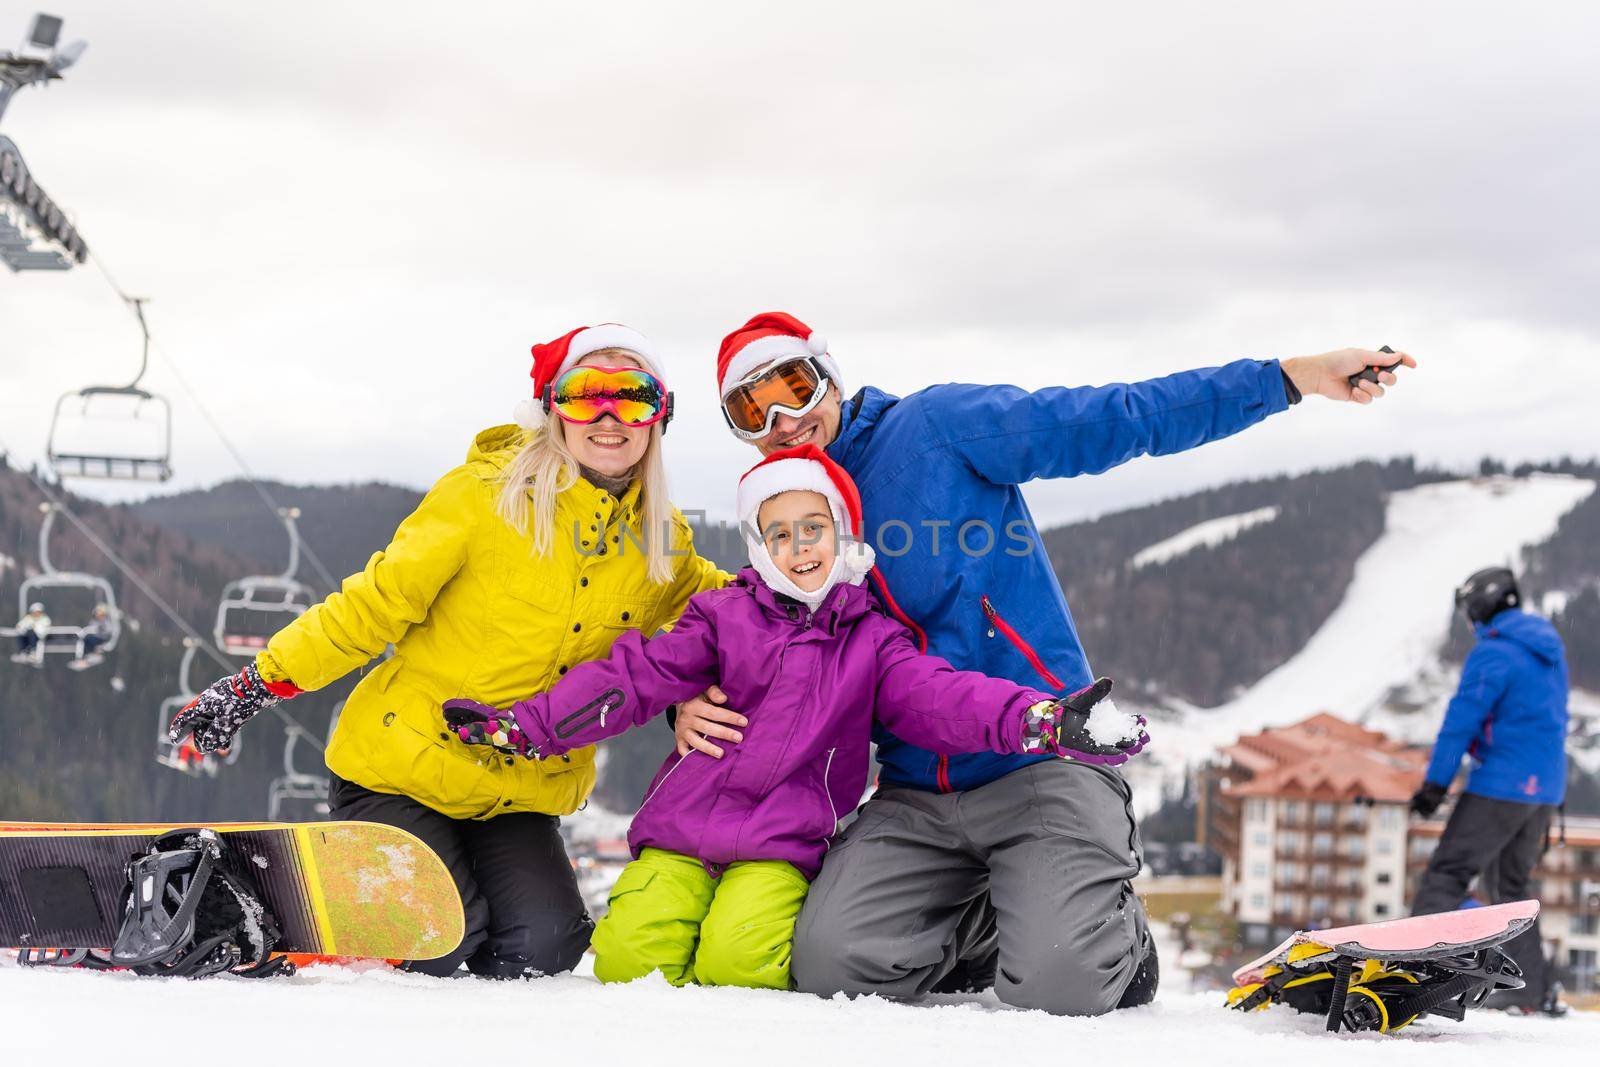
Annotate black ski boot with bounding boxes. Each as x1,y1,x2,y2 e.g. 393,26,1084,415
110,828,293,978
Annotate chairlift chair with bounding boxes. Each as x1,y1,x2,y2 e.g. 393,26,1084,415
214,507,316,657
45,298,174,483
265,705,336,821
13,503,120,667
154,639,241,777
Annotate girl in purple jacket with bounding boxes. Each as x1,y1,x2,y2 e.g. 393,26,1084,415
444,445,1147,990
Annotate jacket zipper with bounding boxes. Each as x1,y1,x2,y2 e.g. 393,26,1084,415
980,594,1065,690
554,688,625,738
821,747,840,836
638,751,689,812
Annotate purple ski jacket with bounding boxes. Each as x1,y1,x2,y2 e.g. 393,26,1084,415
502,568,1052,879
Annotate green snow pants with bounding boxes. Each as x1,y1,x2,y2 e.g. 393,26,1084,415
591,848,810,989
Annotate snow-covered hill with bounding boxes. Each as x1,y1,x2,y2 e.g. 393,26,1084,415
1128,474,1595,806
3,952,1593,1065
1129,506,1281,570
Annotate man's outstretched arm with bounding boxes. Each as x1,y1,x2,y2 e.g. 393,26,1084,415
925,347,1414,486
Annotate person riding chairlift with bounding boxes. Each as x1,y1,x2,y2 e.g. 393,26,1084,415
11,602,50,665
68,603,113,670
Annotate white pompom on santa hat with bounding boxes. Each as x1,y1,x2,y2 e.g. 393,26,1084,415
716,311,842,399
514,323,667,431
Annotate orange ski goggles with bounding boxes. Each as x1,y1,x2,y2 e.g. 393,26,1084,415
544,366,673,429
721,357,830,441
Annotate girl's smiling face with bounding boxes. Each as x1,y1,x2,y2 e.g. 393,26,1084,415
757,489,837,592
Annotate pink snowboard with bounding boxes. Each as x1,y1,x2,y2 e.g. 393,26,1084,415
1232,899,1539,986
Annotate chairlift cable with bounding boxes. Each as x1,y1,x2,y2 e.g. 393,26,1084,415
0,434,324,748
86,252,342,595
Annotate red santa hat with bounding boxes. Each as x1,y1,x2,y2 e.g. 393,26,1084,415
735,445,925,648
514,323,666,431
716,311,842,399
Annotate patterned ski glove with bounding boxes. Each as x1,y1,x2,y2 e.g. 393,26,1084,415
167,663,301,754
1021,677,1150,766
443,699,537,758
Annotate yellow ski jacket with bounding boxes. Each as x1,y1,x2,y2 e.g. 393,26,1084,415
256,426,729,819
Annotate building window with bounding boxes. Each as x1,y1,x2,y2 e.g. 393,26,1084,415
1312,833,1333,857
1281,801,1303,822
1375,837,1394,856
1378,806,1402,830
1409,836,1436,860
1312,802,1335,826
1252,830,1268,847
1250,893,1266,910
1251,862,1268,879
1343,837,1366,859
1572,913,1599,937
1246,799,1267,822
1343,804,1367,827
1276,831,1302,853
1374,903,1390,917
1376,871,1392,885
1273,893,1295,916
1309,896,1330,917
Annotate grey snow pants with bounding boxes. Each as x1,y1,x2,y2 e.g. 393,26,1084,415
791,759,1153,1015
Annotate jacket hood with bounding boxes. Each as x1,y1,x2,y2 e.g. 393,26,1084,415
734,565,875,631
465,424,532,472
1478,608,1564,665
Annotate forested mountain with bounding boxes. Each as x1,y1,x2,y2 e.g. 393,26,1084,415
3,455,1596,827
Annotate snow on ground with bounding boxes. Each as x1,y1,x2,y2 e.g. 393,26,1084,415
1128,506,1281,571
1128,475,1594,804
1,953,1594,1065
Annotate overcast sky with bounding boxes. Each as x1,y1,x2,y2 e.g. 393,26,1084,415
2,2,1596,528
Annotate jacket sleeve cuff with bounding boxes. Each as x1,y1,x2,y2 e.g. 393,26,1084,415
1278,364,1302,405
254,651,303,697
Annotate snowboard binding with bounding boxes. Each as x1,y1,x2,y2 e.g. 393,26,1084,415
20,828,294,978
1225,901,1537,1034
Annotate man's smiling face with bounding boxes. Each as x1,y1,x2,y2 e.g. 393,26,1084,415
753,380,844,456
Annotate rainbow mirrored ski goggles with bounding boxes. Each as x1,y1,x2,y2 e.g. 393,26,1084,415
544,366,673,429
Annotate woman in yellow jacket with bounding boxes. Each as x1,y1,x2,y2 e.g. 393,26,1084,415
169,324,727,978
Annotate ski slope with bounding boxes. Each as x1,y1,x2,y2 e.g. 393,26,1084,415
1129,506,1281,570
1,953,1593,1065
1143,475,1593,773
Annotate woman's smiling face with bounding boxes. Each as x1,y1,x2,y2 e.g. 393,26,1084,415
560,349,654,478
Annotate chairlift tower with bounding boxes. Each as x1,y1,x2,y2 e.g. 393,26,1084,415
0,12,89,271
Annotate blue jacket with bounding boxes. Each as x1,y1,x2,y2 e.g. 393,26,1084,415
1425,609,1569,805
826,359,1292,792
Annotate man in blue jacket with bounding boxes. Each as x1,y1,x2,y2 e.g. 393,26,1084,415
1411,567,1569,1014
677,311,1414,1015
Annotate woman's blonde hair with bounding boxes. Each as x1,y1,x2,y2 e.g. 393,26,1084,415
495,349,677,584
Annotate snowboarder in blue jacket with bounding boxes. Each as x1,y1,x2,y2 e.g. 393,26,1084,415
678,311,1416,1015
1412,566,1569,1014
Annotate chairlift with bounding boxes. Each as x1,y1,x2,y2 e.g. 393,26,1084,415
266,703,338,821
11,502,120,668
45,298,174,482
214,507,316,657
154,638,242,777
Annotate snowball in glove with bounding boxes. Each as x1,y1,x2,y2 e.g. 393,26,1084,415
1021,677,1150,766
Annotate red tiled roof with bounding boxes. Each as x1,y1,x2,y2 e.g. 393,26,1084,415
1220,712,1429,803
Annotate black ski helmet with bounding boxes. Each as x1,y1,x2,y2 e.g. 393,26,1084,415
1455,566,1520,625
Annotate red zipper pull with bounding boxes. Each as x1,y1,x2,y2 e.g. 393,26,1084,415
981,595,997,637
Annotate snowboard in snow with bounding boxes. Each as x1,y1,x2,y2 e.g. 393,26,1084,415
0,821,463,965
1226,899,1537,1033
